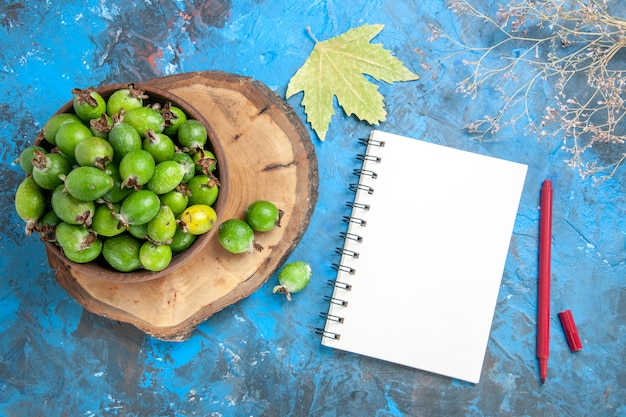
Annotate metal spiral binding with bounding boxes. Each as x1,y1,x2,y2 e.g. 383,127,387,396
331,263,356,275
348,183,374,194
323,294,349,307
334,247,359,259
319,312,344,323
327,279,352,291
315,328,341,340
353,168,378,179
318,137,384,342
346,201,370,211
357,137,386,147
342,215,366,227
339,231,362,243
356,153,382,163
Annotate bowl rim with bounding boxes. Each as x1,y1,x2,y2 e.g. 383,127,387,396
37,82,228,282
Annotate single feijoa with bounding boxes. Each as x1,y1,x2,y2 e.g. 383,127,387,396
74,136,114,168
18,145,46,175
62,238,103,264
139,241,172,272
55,222,98,252
15,176,46,234
147,205,177,243
50,185,95,227
146,160,185,195
118,189,160,226
178,119,207,151
64,166,115,201
31,150,72,191
91,203,126,237
123,106,165,136
186,174,219,206
42,113,82,145
72,87,107,122
106,85,146,117
272,261,312,301
180,204,217,235
108,122,142,161
119,149,156,190
245,200,280,232
102,234,142,272
217,218,254,254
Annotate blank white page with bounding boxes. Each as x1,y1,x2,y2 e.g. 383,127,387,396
321,130,527,384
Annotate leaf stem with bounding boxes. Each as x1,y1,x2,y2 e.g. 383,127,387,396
306,26,319,44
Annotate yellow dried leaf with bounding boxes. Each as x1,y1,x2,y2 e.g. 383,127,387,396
286,24,419,141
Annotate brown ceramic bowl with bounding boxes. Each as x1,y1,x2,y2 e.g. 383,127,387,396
34,83,227,282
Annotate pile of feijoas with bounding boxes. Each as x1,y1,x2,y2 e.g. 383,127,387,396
14,84,220,272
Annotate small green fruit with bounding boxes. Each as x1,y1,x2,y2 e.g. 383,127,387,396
217,219,255,254
245,200,281,232
15,176,46,234
273,261,312,301
64,166,115,201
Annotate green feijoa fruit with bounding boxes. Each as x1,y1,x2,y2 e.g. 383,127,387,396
119,149,156,190
55,222,98,252
245,200,281,232
146,161,184,195
178,119,207,151
273,261,312,301
170,224,196,253
128,223,148,240
147,205,177,243
162,104,187,136
108,122,142,161
123,106,165,136
92,203,125,237
102,233,142,272
118,189,160,226
63,238,102,264
72,87,107,122
101,162,133,204
42,113,82,145
37,210,62,242
64,166,115,202
187,174,219,206
159,188,189,217
55,121,92,162
75,136,114,168
143,130,175,163
128,222,148,239
192,149,217,175
51,185,95,226
217,219,254,254
172,151,195,183
38,210,62,229
31,150,72,191
15,176,46,234
89,114,113,138
18,145,46,175
106,85,146,117
139,241,172,272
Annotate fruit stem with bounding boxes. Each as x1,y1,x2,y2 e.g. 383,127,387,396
71,87,98,107
272,285,292,301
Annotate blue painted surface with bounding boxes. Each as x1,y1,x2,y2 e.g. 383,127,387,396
1,1,624,416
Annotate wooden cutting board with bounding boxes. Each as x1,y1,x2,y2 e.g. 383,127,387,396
50,71,319,341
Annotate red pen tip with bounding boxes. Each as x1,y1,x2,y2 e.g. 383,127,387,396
541,378,546,384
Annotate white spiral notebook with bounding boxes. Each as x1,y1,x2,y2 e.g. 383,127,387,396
318,130,528,383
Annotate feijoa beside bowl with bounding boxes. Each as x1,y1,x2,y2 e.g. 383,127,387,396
31,83,227,282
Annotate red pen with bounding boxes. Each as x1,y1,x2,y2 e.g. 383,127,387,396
537,180,553,384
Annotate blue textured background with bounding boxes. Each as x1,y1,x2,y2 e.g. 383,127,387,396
1,1,624,416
